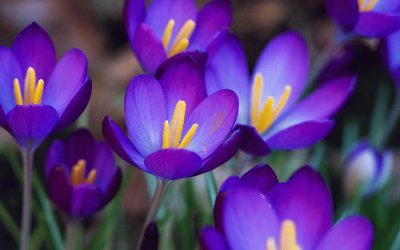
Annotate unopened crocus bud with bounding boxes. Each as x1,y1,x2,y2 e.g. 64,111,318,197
343,141,392,199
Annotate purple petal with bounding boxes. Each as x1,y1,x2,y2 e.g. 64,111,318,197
70,184,103,218
241,164,278,196
102,116,146,170
0,46,23,113
101,167,122,206
144,0,197,39
43,49,88,116
267,166,333,249
92,142,118,188
324,0,359,31
159,54,207,118
7,105,59,149
140,222,159,250
206,34,249,124
374,0,400,12
354,11,400,37
125,75,166,156
124,0,146,42
266,120,335,150
316,216,374,250
193,130,241,175
47,166,71,215
184,90,238,159
236,125,270,156
189,0,232,50
221,188,279,250
200,227,227,250
45,140,63,177
55,78,91,130
132,24,167,74
253,32,309,109
11,22,56,81
381,30,400,88
144,148,202,180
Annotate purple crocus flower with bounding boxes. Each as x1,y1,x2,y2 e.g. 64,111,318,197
124,0,232,73
324,0,400,37
207,32,355,156
0,22,91,149
45,129,122,219
343,141,392,199
103,55,240,180
380,29,400,89
200,165,374,250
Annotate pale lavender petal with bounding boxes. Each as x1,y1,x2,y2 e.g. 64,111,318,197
0,46,22,113
374,0,400,12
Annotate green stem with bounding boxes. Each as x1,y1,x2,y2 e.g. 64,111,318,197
378,92,400,148
204,172,218,208
64,219,79,250
136,178,169,250
20,147,34,250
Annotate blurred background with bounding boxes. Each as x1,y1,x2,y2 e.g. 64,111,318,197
0,0,399,249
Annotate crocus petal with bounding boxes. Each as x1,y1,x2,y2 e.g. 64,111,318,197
253,32,309,109
125,75,166,156
315,216,374,250
374,0,400,12
102,168,122,205
267,166,333,250
184,90,238,159
241,164,278,196
45,140,63,177
189,0,232,50
11,22,56,80
124,0,146,42
236,125,271,156
70,184,103,218
0,46,23,114
92,143,118,187
200,227,228,250
206,34,249,124
221,188,279,250
55,78,91,130
102,116,146,170
43,49,88,116
324,0,359,31
144,148,202,180
193,130,241,175
381,30,400,87
159,55,207,118
266,120,335,150
354,11,400,37
47,166,71,215
140,222,159,250
267,75,355,136
7,105,59,149
144,0,197,39
132,24,167,74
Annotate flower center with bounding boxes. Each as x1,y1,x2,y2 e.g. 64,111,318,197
13,67,44,106
266,220,302,250
358,0,379,11
250,73,292,134
162,100,198,149
70,159,97,187
162,19,196,58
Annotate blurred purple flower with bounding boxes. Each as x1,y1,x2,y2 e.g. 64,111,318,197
124,0,232,73
45,129,122,219
103,55,240,180
344,141,392,199
0,22,91,149
324,0,400,37
200,165,374,250
380,30,400,89
207,32,355,156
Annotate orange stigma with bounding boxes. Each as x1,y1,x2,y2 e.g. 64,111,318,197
70,159,97,186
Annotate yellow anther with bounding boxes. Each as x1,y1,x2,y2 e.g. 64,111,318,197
358,0,378,11
178,124,198,148
266,238,277,250
162,100,198,149
168,38,189,57
257,97,275,133
162,19,175,49
170,20,195,50
86,169,97,185
70,159,97,187
13,79,23,105
250,73,263,126
24,67,36,104
33,79,44,104
266,220,302,250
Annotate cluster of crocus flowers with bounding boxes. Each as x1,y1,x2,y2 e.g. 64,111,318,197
0,22,91,149
103,55,240,180
45,129,122,218
200,164,374,250
324,0,400,37
343,141,392,199
124,0,232,73
206,32,355,156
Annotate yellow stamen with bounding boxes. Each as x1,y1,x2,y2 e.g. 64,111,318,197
266,238,277,250
162,19,175,49
71,160,86,186
24,67,36,104
33,79,44,104
257,97,275,133
170,20,195,51
162,120,170,149
266,220,302,250
168,38,190,57
13,79,23,105
250,73,263,126
86,169,97,185
358,0,379,11
178,124,198,148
